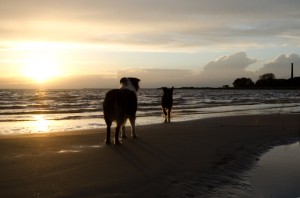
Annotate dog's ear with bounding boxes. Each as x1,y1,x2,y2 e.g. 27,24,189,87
132,78,140,90
133,78,140,84
129,78,140,83
120,77,127,84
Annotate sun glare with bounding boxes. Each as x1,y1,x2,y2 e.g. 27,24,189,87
34,115,49,132
23,55,61,83
21,42,63,83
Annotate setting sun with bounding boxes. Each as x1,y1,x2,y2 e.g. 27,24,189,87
22,47,62,83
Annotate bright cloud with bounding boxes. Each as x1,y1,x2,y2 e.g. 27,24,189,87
118,69,197,88
257,54,300,79
198,52,257,86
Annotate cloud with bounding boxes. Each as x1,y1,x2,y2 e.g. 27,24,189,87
203,52,257,71
257,54,300,78
199,52,257,86
1,0,300,51
117,52,258,88
46,70,200,89
0,77,35,89
3,0,299,20
0,75,119,89
2,52,299,89
117,69,198,88
41,75,121,89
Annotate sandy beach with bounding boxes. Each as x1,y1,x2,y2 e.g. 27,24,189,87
1,114,299,198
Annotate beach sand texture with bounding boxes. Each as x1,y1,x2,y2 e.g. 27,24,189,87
1,114,299,197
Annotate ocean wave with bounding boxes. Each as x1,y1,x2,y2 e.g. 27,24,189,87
0,89,300,124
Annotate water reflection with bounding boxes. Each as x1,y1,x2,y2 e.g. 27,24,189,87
33,115,49,132
250,141,300,197
35,89,47,98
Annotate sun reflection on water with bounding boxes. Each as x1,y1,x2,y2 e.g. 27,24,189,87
34,115,49,132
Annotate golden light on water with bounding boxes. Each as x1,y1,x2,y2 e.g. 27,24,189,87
34,115,50,132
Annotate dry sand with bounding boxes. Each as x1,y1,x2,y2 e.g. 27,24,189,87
0,114,299,198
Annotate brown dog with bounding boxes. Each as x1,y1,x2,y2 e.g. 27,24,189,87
103,77,140,144
162,87,174,122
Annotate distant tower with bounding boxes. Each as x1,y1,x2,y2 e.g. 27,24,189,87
291,63,294,79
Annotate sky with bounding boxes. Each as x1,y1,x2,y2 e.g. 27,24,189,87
0,0,300,88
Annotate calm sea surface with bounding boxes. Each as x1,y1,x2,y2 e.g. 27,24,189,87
1,89,300,135
250,141,300,198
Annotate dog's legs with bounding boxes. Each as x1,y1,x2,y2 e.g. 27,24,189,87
167,108,171,122
162,107,167,117
105,120,112,144
115,123,122,145
121,125,127,138
163,107,168,123
129,117,137,138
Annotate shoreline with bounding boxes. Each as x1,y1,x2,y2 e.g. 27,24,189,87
1,114,299,197
1,103,299,136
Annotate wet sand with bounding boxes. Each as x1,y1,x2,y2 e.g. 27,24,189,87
0,114,299,197
250,142,300,197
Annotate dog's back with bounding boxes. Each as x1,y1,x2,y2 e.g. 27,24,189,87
103,77,140,144
103,89,137,123
162,87,174,109
162,87,174,122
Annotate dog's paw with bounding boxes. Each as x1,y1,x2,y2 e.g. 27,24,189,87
121,134,127,139
132,135,138,139
105,140,112,144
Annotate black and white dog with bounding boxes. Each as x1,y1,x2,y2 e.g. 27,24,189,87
103,77,140,144
162,87,174,123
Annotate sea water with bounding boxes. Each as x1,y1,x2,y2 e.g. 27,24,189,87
0,89,300,135
250,141,300,198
